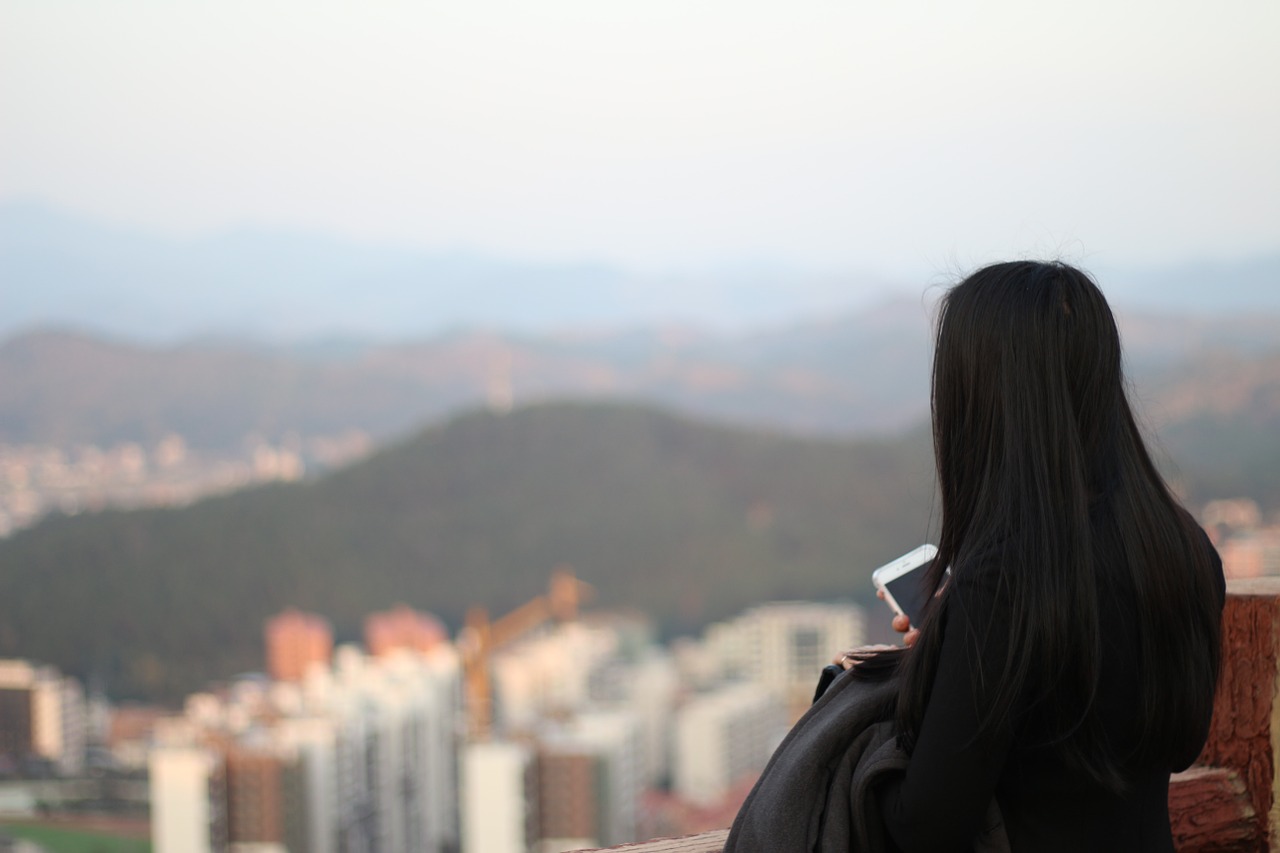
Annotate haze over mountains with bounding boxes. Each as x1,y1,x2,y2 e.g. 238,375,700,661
2,202,910,341
3,299,1278,454
4,202,1276,449
5,201,1280,343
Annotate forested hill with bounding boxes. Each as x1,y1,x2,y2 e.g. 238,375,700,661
0,402,937,702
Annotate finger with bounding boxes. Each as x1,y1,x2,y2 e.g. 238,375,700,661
903,628,921,648
876,589,886,600
891,614,911,633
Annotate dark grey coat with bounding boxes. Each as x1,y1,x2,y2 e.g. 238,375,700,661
724,667,1009,853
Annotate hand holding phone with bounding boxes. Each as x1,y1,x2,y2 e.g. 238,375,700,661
871,544,938,628
877,591,920,647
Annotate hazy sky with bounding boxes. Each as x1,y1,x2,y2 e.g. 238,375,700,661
2,0,1278,278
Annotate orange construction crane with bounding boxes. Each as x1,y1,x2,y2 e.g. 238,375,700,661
459,565,593,740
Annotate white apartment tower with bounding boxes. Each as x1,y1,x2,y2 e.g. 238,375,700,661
462,740,536,853
673,681,785,806
535,709,644,850
150,744,226,853
705,602,864,707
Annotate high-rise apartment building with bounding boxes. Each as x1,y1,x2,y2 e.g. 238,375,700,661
225,745,309,851
588,651,678,790
673,682,785,806
490,621,621,732
536,750,598,845
704,602,864,710
462,740,537,853
0,682,33,765
149,743,228,853
0,659,86,775
319,644,461,853
273,717,338,853
535,710,643,851
265,609,333,682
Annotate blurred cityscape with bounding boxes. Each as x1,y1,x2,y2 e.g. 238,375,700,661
0,433,372,538
1,577,864,852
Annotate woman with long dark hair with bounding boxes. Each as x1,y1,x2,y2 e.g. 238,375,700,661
875,261,1225,850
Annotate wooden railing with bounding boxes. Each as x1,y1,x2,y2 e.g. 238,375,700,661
576,831,729,852
1170,576,1280,851
581,578,1280,853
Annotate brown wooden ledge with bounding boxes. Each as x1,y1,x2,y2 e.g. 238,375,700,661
1169,766,1256,851
1171,576,1280,852
573,829,729,852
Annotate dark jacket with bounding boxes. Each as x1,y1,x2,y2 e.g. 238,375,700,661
725,665,1009,853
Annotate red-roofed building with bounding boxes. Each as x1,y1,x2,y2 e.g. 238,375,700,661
364,605,448,657
264,609,332,682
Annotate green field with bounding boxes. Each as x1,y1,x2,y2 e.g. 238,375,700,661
0,823,150,853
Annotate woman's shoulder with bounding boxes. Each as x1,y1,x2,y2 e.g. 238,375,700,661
1173,505,1226,608
950,541,1017,591
943,543,1018,625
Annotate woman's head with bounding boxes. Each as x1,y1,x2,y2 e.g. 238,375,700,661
931,262,1128,553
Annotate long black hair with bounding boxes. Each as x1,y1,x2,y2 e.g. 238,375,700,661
895,261,1222,789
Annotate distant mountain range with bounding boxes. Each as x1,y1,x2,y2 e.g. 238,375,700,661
0,308,932,448
2,299,1278,452
3,201,1279,342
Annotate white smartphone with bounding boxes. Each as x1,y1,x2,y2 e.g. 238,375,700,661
871,544,939,626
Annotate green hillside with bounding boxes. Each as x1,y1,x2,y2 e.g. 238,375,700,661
1144,350,1280,509
0,402,937,702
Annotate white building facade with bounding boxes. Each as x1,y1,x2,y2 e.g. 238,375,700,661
461,740,535,853
673,682,786,806
705,602,864,706
0,659,87,776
